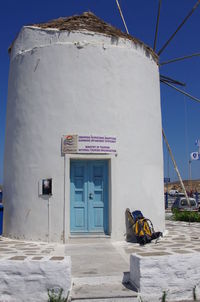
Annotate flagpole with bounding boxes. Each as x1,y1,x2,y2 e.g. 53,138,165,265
189,159,192,182
162,129,190,205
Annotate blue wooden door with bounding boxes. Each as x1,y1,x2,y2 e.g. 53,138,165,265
70,160,108,234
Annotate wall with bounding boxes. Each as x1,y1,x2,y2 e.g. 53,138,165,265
130,253,200,301
4,26,164,242
0,256,71,302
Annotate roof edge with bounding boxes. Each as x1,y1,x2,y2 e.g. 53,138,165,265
8,12,158,62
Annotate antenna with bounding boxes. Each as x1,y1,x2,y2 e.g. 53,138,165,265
153,0,162,51
158,0,200,56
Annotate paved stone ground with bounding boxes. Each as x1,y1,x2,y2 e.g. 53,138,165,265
0,218,199,260
0,236,65,260
0,217,200,301
114,218,200,258
67,218,200,301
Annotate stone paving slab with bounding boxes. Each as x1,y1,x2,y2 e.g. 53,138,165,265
1,218,200,261
65,241,129,277
114,219,200,258
0,236,65,260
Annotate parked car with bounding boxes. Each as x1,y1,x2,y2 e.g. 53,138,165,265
171,197,199,212
169,189,179,196
177,192,185,197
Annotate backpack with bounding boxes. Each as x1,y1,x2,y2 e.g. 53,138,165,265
125,209,145,242
125,208,162,245
132,210,144,222
125,209,137,242
133,218,154,245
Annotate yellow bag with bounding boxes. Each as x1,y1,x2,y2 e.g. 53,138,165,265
133,218,154,245
134,218,152,237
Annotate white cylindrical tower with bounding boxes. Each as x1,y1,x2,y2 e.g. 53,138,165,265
4,12,164,242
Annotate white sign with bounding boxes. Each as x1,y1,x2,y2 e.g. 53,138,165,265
62,135,117,154
190,152,199,161
195,139,200,147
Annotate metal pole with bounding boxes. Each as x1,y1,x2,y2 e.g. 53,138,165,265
48,197,50,243
189,160,192,193
63,155,66,244
189,160,192,181
167,147,170,182
165,147,170,209
162,129,190,206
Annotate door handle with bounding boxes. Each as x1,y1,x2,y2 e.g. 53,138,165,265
89,193,93,200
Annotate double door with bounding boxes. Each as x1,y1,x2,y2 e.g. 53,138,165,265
70,160,108,234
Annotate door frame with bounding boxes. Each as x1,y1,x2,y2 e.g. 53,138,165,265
70,160,108,234
64,154,116,241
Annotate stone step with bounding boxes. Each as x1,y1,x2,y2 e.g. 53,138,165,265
72,298,138,302
70,275,138,301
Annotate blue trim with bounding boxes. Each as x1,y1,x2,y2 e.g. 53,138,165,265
0,204,3,235
70,160,109,234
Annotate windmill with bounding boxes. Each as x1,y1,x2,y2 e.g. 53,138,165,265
115,0,200,203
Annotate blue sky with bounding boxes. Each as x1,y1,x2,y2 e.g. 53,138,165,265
0,0,200,184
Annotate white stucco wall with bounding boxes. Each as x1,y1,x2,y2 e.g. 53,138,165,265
4,26,164,242
0,256,71,302
130,253,200,301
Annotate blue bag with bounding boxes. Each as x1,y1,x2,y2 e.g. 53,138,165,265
132,210,144,222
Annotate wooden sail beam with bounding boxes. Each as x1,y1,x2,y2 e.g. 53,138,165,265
160,75,186,86
158,0,200,56
160,52,200,66
160,80,200,104
115,0,129,34
153,0,162,51
162,129,190,206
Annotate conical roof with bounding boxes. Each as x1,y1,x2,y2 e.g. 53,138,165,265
32,12,137,41
9,12,157,61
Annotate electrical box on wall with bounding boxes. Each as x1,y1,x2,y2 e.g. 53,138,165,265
39,178,52,196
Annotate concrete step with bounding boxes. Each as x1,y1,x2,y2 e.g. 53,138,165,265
70,275,138,301
72,298,138,302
